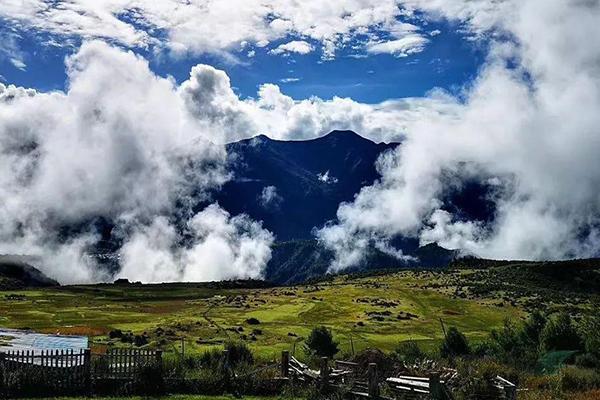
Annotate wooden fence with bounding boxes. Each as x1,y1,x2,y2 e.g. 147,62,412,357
282,351,517,400
0,349,91,395
0,348,161,397
93,348,162,380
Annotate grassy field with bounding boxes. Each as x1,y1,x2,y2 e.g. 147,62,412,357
0,271,522,360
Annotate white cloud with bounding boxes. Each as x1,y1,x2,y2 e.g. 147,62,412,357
0,1,434,59
259,186,283,208
317,171,339,184
270,40,314,55
118,205,274,283
367,34,429,57
0,41,284,284
319,0,600,269
0,31,27,70
280,77,301,83
175,62,458,144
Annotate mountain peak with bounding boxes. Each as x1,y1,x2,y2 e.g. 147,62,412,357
240,130,374,145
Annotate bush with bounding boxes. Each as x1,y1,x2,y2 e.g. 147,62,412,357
454,358,520,399
134,334,148,347
197,341,254,369
353,348,394,377
305,326,339,358
440,327,471,358
579,316,600,357
541,313,583,352
522,310,547,345
224,340,254,366
135,362,165,395
560,366,600,391
488,318,539,367
394,340,425,363
109,329,123,339
575,353,600,369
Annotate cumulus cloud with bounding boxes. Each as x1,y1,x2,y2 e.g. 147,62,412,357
270,40,314,56
0,41,280,284
177,71,457,144
118,205,274,283
319,0,600,269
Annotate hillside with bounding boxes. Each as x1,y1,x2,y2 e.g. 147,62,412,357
2,260,597,358
0,255,59,289
265,240,458,284
0,270,522,358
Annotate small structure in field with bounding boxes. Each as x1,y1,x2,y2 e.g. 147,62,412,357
0,328,88,366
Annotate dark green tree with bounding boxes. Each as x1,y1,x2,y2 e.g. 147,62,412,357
440,327,471,358
540,312,583,351
305,326,339,358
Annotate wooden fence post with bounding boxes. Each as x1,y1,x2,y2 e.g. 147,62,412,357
319,357,329,393
0,352,5,396
83,349,92,394
281,350,290,378
368,363,379,398
429,373,444,400
505,385,517,400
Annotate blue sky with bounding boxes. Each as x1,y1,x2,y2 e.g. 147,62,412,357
0,14,485,104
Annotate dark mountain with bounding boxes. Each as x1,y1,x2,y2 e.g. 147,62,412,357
0,255,59,289
215,130,397,240
265,239,459,284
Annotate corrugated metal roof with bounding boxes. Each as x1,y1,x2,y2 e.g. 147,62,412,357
0,328,88,354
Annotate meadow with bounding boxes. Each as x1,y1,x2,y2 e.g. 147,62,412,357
0,271,522,360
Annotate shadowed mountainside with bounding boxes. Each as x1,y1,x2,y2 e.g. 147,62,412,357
214,130,398,241
0,255,59,289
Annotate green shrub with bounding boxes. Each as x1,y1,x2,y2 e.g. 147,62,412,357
575,353,600,369
224,340,254,366
560,366,600,391
305,326,339,358
135,362,164,395
196,341,254,369
488,318,539,367
440,327,471,358
579,316,600,357
522,310,547,345
353,348,394,377
453,358,519,400
394,340,425,363
540,313,583,351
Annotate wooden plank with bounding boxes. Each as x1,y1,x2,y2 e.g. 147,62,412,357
387,377,430,389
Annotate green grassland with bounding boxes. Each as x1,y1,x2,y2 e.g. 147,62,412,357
0,271,524,360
